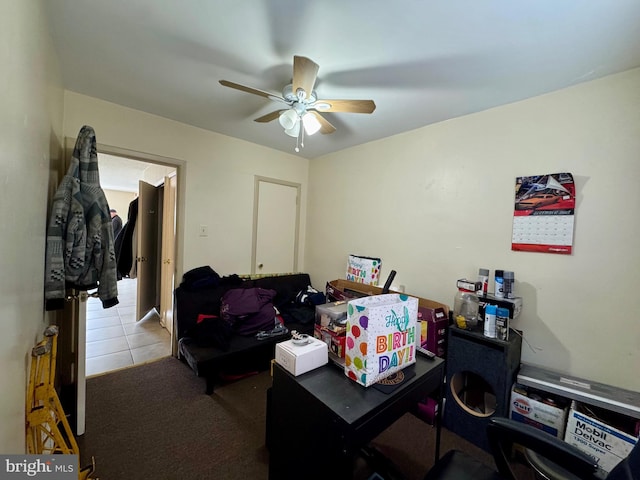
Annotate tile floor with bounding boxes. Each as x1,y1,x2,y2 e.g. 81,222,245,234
85,277,171,377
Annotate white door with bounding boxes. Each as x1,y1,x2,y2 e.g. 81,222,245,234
136,180,159,321
160,174,177,346
252,177,300,274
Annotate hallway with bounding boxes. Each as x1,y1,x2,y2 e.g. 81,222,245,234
85,277,171,377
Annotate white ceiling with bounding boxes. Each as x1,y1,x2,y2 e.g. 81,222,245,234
98,154,154,193
45,1,640,159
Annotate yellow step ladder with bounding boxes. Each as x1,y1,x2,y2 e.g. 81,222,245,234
26,325,97,479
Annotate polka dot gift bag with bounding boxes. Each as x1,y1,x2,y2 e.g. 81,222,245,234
346,254,381,286
344,294,418,387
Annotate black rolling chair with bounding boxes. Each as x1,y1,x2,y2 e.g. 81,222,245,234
423,417,639,480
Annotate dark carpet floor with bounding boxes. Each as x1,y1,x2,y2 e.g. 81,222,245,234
77,357,529,480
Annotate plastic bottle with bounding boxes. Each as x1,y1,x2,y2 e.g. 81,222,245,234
484,304,497,338
494,270,505,298
453,288,479,329
503,271,515,299
477,268,489,297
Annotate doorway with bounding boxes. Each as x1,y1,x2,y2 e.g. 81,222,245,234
85,153,178,376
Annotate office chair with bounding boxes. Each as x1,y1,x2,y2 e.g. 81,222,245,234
423,417,639,480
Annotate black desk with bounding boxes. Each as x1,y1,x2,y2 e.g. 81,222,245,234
268,356,445,480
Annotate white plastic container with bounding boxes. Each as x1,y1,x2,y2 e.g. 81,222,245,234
484,304,497,338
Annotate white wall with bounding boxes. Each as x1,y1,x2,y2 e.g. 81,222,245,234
62,91,310,279
103,189,137,223
307,68,640,392
0,0,64,452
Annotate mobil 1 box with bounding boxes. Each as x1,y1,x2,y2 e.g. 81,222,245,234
564,400,639,473
275,337,328,376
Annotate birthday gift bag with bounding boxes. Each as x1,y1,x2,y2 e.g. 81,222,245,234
346,254,381,286
345,294,418,387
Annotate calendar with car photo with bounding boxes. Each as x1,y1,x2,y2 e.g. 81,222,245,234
512,173,576,254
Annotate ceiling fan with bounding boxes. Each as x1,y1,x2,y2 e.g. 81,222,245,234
219,56,376,152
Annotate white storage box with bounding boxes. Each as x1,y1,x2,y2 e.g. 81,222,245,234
564,400,639,473
275,337,328,376
510,383,569,438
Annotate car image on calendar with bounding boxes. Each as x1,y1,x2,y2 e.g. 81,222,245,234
515,193,561,211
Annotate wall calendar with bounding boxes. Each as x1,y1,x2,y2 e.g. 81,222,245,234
512,173,576,254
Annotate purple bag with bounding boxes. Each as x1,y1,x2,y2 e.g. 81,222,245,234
220,288,277,336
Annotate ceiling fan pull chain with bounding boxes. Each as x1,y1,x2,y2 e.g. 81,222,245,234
295,122,301,152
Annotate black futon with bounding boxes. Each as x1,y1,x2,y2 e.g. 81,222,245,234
176,269,317,394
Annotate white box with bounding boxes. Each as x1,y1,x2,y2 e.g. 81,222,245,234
564,400,639,473
510,384,569,438
275,338,328,376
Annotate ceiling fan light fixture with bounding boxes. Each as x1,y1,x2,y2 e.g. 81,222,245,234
302,112,321,135
278,109,298,130
284,120,300,137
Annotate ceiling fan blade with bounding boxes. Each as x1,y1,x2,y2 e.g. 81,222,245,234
254,110,284,123
313,99,376,114
292,56,319,101
310,111,336,135
219,80,285,103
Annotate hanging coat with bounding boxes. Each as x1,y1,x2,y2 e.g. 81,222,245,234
44,125,119,310
114,197,138,277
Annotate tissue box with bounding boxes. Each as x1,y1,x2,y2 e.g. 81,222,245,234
275,338,328,376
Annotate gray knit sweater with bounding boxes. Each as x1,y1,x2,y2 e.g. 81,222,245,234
44,126,119,310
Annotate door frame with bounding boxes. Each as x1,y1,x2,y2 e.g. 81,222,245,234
251,176,301,275
60,138,185,435
95,142,186,292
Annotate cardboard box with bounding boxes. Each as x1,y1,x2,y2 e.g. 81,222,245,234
326,279,450,316
510,383,569,438
275,338,328,376
418,306,448,358
314,324,346,358
564,400,639,473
